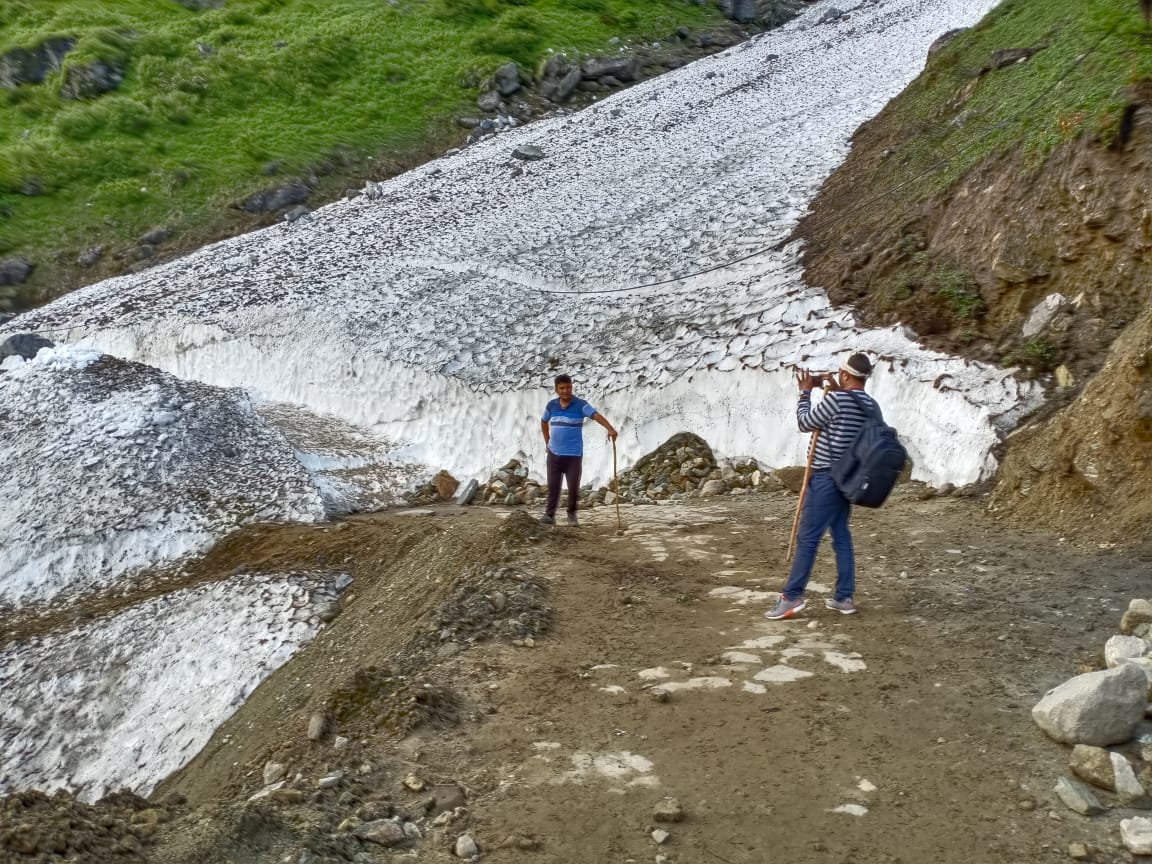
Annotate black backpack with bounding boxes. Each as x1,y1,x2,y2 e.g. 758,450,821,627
828,391,908,508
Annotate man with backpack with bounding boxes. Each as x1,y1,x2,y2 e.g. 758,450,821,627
765,353,903,619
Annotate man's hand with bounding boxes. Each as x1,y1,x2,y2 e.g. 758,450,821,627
797,370,815,392
606,427,618,442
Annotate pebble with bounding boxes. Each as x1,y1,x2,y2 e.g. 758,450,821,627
264,761,287,785
653,797,685,823
307,712,327,741
1054,776,1106,816
334,736,349,750
1067,843,1091,860
1121,816,1152,855
403,773,426,792
270,788,304,804
318,773,343,789
651,829,671,845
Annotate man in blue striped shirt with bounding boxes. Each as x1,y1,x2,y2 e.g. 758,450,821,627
540,374,617,526
766,353,876,619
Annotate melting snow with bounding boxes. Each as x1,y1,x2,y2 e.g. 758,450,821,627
2,0,1028,492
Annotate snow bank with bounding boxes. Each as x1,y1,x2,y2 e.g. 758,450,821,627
0,352,326,609
1,0,1033,491
0,572,339,800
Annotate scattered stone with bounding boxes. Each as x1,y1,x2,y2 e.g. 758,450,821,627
1121,817,1152,855
139,227,172,246
433,470,460,500
818,7,845,24
263,761,287,785
512,145,545,162
334,735,350,750
494,62,520,96
317,599,342,622
338,817,363,831
283,205,312,223
77,245,105,267
477,90,502,112
539,56,581,103
928,28,967,56
403,774,426,792
989,47,1035,69
651,828,671,845
270,788,305,804
1032,664,1149,746
582,56,639,82
456,478,479,505
455,833,480,858
1121,600,1152,637
700,479,728,497
318,772,344,789
1067,843,1091,860
307,712,327,741
457,116,481,129
59,59,126,100
355,819,407,847
653,798,685,823
1113,754,1148,804
0,256,33,286
1054,776,1106,816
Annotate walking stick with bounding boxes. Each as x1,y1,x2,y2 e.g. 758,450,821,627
612,437,624,536
787,430,819,561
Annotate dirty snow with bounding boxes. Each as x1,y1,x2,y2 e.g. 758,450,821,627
2,0,1029,493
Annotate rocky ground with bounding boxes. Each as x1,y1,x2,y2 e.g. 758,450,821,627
5,486,1151,864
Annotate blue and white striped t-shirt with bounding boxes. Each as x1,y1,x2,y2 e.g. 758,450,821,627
797,390,877,469
542,397,597,457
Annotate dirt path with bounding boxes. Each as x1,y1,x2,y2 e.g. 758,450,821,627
393,492,1149,864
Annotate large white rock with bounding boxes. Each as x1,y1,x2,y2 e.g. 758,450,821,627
1032,664,1149,746
1121,817,1152,855
1122,600,1152,638
1105,634,1150,668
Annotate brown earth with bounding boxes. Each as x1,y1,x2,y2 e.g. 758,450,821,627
8,490,1150,864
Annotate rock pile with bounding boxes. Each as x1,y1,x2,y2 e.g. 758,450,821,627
474,458,544,507
1032,598,1152,855
593,432,780,506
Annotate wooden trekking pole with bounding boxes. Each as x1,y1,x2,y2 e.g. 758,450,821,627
787,429,820,561
612,437,624,536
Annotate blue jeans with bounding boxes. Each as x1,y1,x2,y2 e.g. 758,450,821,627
783,471,855,602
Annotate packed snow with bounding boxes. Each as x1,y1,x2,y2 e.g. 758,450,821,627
1,0,1033,492
0,351,325,609
0,572,341,800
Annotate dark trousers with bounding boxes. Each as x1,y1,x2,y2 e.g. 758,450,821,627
545,452,582,516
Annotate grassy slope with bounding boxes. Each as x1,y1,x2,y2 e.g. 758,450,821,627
0,0,726,302
878,0,1152,201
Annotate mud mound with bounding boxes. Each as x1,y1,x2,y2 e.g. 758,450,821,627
0,788,165,861
990,305,1152,542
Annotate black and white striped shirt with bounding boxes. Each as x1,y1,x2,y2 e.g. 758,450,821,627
797,389,876,469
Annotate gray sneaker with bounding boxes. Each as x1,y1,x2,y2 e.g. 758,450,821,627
566,512,579,527
765,596,806,620
825,597,857,615
539,514,555,525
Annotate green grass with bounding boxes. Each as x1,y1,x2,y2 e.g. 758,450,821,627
0,0,726,304
878,0,1152,198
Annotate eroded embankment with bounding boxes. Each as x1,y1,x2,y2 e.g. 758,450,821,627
798,3,1152,540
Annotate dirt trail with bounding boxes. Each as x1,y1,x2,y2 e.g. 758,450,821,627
376,492,1149,864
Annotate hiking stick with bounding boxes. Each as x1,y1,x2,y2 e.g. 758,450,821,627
787,429,819,561
612,437,624,536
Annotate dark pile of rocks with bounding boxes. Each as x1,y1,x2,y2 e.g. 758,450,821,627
590,432,781,506
1031,599,1152,856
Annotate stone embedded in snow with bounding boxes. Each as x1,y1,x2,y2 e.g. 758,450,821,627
1122,600,1152,637
511,145,545,161
1054,776,1106,816
0,573,330,800
1032,665,1149,746
0,332,53,361
1106,635,1150,668
2,0,1036,498
0,351,326,610
1122,817,1152,855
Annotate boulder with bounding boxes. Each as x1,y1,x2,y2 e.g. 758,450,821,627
1121,600,1152,637
989,47,1034,69
1070,745,1116,790
433,470,459,500
1032,664,1149,746
476,90,502,112
581,56,639,82
776,466,808,493
455,834,479,858
0,38,76,89
539,57,581,103
1106,634,1149,668
0,333,54,362
493,62,520,96
455,478,479,506
723,0,760,22
76,245,105,267
699,479,728,497
139,227,172,246
59,59,125,100
0,256,33,286
237,182,310,214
